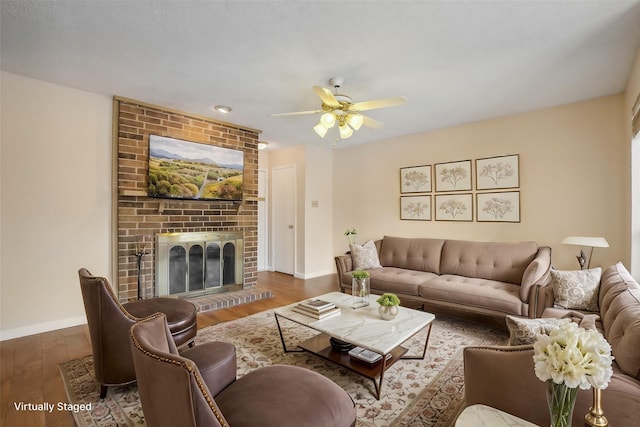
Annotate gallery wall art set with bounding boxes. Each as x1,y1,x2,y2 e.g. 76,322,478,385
400,154,520,222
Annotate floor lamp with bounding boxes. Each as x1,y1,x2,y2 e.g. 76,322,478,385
561,236,609,270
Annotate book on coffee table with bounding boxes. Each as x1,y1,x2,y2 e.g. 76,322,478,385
348,347,391,365
292,306,341,320
297,299,335,312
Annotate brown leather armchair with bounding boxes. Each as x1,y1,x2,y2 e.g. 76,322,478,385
130,313,357,427
78,268,198,398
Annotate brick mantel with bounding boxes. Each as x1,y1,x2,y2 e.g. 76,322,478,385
112,97,260,302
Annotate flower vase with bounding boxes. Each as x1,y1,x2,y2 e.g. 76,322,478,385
546,381,578,427
352,277,370,309
378,305,399,320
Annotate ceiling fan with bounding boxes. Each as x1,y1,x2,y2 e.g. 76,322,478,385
273,77,407,140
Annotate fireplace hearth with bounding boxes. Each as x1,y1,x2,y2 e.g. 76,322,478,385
156,231,244,298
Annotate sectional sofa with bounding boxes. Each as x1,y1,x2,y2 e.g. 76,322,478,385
335,236,552,328
463,262,640,426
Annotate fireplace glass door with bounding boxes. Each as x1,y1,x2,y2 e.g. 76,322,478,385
188,244,205,292
156,231,243,297
205,244,221,289
223,242,236,285
168,246,187,295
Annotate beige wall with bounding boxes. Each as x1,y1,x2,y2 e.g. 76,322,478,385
266,144,334,278
626,48,640,278
333,95,628,271
303,145,334,277
0,72,112,339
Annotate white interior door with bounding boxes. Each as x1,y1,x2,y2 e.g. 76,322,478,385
272,165,295,275
257,169,268,271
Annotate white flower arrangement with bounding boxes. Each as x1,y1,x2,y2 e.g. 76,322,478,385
344,228,357,245
533,322,614,390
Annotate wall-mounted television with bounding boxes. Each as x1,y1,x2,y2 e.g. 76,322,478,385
148,135,244,201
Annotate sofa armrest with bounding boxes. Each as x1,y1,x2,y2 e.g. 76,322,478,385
464,345,548,425
334,254,353,290
464,345,640,427
535,283,555,318
520,246,552,305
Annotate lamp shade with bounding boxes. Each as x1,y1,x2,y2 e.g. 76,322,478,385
346,113,363,130
313,123,328,138
561,236,609,248
339,123,353,139
320,112,336,129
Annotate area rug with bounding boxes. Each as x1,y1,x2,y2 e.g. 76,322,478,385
59,310,507,427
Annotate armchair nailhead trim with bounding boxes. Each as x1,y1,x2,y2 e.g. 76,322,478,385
130,314,230,427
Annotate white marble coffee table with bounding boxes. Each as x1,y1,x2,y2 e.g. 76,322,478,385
274,291,435,399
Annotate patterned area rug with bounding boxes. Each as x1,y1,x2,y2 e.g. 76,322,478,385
59,310,507,427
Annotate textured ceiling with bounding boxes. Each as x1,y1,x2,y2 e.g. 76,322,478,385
2,1,640,150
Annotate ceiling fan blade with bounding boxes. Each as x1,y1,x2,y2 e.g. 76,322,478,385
350,96,407,112
272,109,322,116
313,86,341,107
362,115,384,130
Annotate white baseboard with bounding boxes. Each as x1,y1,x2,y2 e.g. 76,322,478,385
296,270,335,280
0,316,87,341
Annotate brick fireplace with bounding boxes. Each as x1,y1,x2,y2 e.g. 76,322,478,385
113,97,260,302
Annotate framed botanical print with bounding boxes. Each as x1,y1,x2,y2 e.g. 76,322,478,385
434,193,473,221
475,154,519,190
400,165,431,193
434,160,472,192
477,191,520,222
400,195,431,220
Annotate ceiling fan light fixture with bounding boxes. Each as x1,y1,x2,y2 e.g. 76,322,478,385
320,112,336,128
339,122,353,139
346,113,363,130
313,123,329,138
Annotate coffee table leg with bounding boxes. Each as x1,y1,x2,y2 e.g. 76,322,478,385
401,322,432,360
374,356,388,400
274,313,304,353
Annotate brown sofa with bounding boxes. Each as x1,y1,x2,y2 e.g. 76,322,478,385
335,236,552,327
463,262,640,426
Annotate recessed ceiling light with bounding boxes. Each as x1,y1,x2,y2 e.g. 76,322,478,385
258,142,268,150
214,105,232,113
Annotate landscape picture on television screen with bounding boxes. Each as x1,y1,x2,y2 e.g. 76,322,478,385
148,135,244,201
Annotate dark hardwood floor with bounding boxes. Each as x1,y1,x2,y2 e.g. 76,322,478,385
0,271,339,427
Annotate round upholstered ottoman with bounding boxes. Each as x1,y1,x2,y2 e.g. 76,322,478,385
215,364,356,427
123,298,197,347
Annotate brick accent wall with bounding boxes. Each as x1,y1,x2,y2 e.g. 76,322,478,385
114,97,260,302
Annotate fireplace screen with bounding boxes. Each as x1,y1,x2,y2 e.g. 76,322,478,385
157,232,243,297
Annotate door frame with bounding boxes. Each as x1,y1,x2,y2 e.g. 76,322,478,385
271,164,297,276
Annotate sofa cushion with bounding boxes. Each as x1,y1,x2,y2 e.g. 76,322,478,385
378,236,444,273
439,240,538,285
505,315,571,345
350,240,382,270
367,267,437,296
551,267,601,312
418,275,524,315
599,262,640,380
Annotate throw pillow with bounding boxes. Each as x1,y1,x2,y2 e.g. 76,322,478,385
350,240,382,270
506,315,571,345
551,267,602,312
